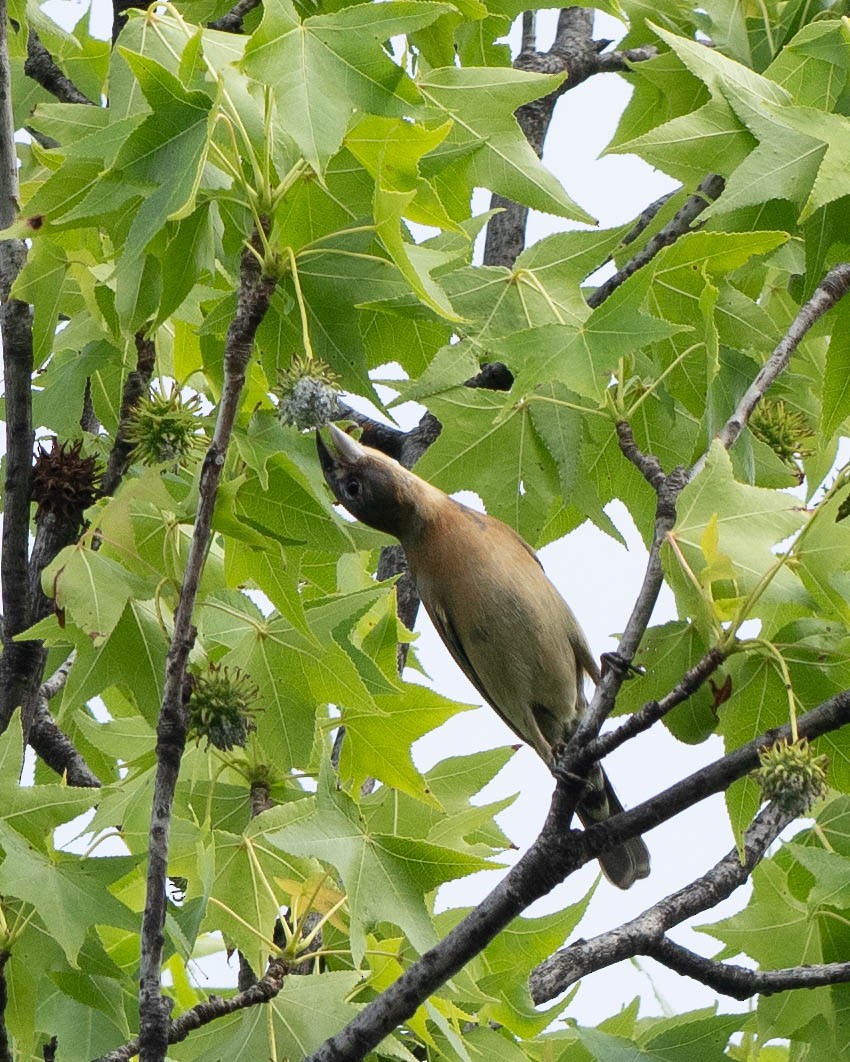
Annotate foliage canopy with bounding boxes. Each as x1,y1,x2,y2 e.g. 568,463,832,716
3,0,850,1058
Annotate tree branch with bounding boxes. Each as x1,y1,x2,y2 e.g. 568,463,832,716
587,174,725,309
0,0,35,733
101,333,157,497
97,958,289,1062
208,0,261,33
24,29,96,105
571,644,727,774
696,261,850,473
530,801,793,1003
645,937,850,1001
305,686,850,1061
556,428,689,762
578,688,850,863
137,231,276,1061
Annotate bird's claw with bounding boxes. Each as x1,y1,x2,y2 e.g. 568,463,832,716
601,651,645,679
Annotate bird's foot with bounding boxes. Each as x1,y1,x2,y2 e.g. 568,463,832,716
601,651,645,679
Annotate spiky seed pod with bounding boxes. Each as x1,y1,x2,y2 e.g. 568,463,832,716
31,439,100,521
124,386,208,468
757,738,829,814
187,663,261,751
275,354,340,431
750,399,815,479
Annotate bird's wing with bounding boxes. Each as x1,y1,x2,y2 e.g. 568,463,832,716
425,599,528,747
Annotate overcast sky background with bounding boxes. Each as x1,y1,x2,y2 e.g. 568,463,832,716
32,0,757,1028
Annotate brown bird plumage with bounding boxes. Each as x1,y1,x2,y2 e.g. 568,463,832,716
317,424,650,889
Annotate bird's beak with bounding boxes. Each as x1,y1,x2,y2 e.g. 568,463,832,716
316,423,368,484
328,423,367,462
316,423,367,471
315,427,337,480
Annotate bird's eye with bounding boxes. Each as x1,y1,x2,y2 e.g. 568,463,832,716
344,476,360,498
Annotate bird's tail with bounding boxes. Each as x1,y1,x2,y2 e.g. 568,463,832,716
577,766,650,890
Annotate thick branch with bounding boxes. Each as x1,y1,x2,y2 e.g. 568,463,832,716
579,688,850,862
137,233,276,1061
26,651,99,788
307,684,850,1061
25,29,95,105
0,0,35,732
530,802,792,1002
646,937,850,1001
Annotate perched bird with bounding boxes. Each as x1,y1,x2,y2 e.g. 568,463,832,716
317,423,650,889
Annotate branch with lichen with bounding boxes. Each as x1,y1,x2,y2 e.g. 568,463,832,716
137,227,276,1060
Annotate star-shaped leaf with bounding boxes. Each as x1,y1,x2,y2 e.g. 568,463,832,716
264,770,497,957
242,0,450,172
419,66,594,223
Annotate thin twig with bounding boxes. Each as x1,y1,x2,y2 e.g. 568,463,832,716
646,937,850,1000
587,174,725,309
696,262,850,473
137,230,276,1061
520,11,535,54
559,431,688,758
208,0,261,33
95,957,288,1062
101,334,157,497
530,802,793,1002
40,650,76,700
569,645,727,774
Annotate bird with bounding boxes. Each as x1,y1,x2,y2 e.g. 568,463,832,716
316,423,650,888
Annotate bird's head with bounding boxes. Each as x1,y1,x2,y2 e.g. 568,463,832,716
316,424,425,541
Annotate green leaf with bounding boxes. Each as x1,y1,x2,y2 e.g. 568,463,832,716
265,769,496,957
235,452,352,552
0,824,137,966
614,622,718,744
821,298,850,438
109,49,212,262
62,600,167,725
339,683,475,807
41,542,153,642
10,237,68,365
640,1009,745,1060
242,0,449,172
697,857,820,970
185,972,363,1060
204,812,320,969
0,715,100,846
667,441,807,627
419,66,594,223
795,484,850,626
415,385,560,545
222,610,374,770
475,887,595,1036
764,20,850,113
616,99,755,187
